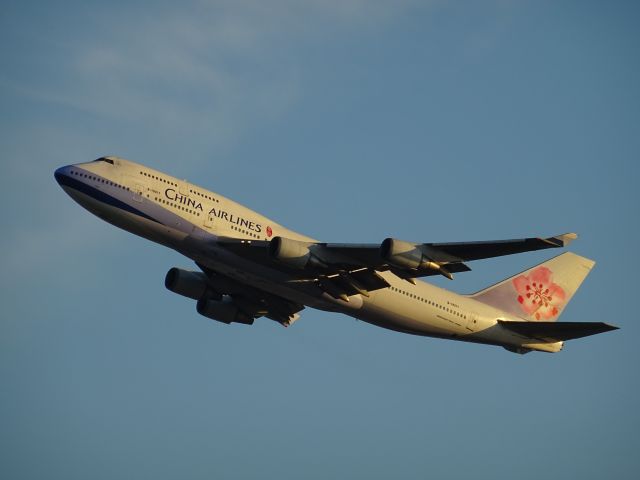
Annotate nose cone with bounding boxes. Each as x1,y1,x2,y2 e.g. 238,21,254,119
54,165,68,185
54,165,74,188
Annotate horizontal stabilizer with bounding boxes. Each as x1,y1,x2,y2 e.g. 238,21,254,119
498,320,618,342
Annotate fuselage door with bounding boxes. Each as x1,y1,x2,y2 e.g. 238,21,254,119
132,181,145,202
204,210,215,229
179,180,190,197
123,174,146,203
467,312,479,332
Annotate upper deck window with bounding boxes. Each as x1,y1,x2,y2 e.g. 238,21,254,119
93,157,115,165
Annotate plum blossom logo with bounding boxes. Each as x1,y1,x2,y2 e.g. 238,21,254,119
512,266,566,320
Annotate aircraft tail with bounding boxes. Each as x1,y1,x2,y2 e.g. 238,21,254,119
470,252,595,321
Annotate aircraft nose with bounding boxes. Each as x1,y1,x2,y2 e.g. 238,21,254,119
54,165,70,185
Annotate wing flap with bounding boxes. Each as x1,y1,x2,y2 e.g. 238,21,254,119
498,320,618,342
348,268,390,291
316,269,390,300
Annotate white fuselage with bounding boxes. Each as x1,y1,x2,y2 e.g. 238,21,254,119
54,157,562,353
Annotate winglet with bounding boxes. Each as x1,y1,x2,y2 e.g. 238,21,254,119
546,232,578,247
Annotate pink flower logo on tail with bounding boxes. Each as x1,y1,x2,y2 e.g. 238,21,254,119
512,266,566,320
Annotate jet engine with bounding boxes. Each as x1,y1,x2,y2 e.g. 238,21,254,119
196,296,254,325
268,236,324,269
380,238,450,278
164,267,209,300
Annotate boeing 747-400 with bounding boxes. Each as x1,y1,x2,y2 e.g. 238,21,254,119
54,156,617,354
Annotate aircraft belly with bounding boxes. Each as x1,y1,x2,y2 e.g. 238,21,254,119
62,186,188,247
180,240,349,311
355,290,460,338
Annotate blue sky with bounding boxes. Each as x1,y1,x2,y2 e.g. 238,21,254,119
1,1,639,479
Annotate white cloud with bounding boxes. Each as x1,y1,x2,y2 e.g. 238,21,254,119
9,1,421,154
2,0,424,277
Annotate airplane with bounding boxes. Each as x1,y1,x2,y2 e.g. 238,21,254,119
54,156,618,354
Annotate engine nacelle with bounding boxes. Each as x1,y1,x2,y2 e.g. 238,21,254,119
268,236,318,269
165,267,209,300
380,238,440,271
196,296,254,325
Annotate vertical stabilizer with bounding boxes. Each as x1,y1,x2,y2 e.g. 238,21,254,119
470,252,595,321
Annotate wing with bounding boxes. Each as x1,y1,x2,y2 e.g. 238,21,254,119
420,232,578,262
216,233,576,301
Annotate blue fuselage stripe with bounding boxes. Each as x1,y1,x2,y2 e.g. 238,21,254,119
57,171,160,224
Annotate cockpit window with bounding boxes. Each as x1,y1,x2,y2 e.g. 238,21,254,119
93,157,115,165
